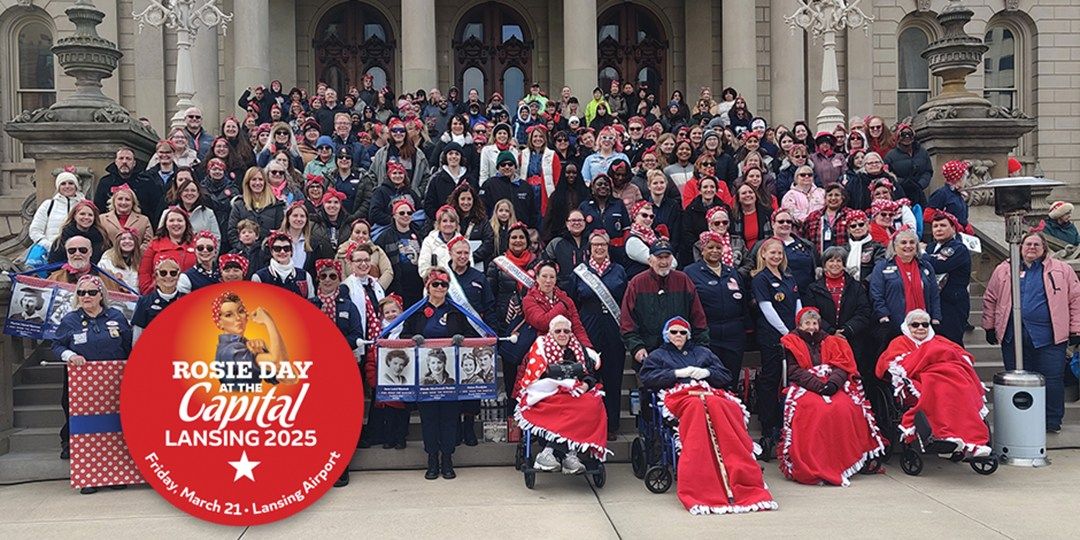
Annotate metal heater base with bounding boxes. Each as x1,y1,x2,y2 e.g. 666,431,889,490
1000,455,1051,468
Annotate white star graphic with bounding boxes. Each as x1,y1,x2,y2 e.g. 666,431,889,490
228,451,261,482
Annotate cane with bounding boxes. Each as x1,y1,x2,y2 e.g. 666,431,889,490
690,390,736,505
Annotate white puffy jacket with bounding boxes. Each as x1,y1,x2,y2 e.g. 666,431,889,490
29,192,85,248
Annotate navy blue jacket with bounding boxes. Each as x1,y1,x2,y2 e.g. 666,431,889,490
51,307,132,361
310,284,364,350
453,266,496,326
684,262,748,348
579,197,628,246
927,185,969,227
640,342,732,390
131,290,184,330
573,261,627,355
922,235,971,302
868,257,942,327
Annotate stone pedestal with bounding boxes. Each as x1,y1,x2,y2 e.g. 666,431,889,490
913,109,1037,193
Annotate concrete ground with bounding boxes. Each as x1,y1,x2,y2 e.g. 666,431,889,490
1,450,1078,539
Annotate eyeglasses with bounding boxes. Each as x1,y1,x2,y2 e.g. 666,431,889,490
848,222,867,227
499,162,515,168
390,128,406,134
275,131,288,136
628,126,643,132
879,212,895,218
668,329,688,335
75,289,101,297
396,210,414,216
791,154,807,159
589,242,608,248
551,328,572,335
268,170,285,176
776,219,794,225
909,322,930,328
157,269,180,277
186,115,202,120
195,245,216,253
701,162,715,167
271,244,293,253
67,247,90,255
318,272,339,280
352,257,371,265
430,281,449,289
868,125,883,131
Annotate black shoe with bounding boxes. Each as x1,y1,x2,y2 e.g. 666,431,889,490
80,487,98,495
358,439,373,449
425,453,440,480
462,417,478,447
60,446,70,460
606,431,618,442
441,454,456,479
394,440,407,450
1047,425,1061,434
382,442,395,449
333,469,350,488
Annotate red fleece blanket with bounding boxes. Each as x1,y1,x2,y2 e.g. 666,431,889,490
660,383,777,515
878,336,990,454
515,386,610,460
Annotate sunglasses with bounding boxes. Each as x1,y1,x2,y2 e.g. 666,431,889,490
710,220,729,226
157,269,180,277
318,272,339,280
429,281,449,289
67,247,90,255
776,219,794,225
869,125,883,131
668,329,688,335
849,222,867,227
909,322,931,329
187,115,202,119
474,129,488,134
629,126,643,131
275,131,288,136
701,162,715,167
271,244,293,253
338,155,352,160
269,170,285,175
639,213,654,219
75,289,101,297
390,128,406,134
797,172,813,177
396,210,414,216
195,245,216,253
551,328,572,335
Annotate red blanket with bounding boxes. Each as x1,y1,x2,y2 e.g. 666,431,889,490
515,384,610,460
878,336,990,454
660,383,777,515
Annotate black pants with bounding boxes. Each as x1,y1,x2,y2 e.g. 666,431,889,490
419,401,461,455
367,405,410,444
60,365,70,447
598,346,626,433
756,340,784,434
502,358,519,415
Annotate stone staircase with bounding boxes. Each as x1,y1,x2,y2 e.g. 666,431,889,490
3,293,1078,482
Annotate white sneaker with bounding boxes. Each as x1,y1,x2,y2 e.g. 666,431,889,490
533,447,560,472
561,452,586,475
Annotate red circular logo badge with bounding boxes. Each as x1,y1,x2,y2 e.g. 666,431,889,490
121,282,363,525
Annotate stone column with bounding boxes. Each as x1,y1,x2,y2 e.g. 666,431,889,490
684,0,715,96
401,0,438,93
190,25,220,129
269,0,298,89
770,0,806,125
722,0,757,110
233,0,270,100
563,0,598,99
846,25,873,120
132,2,167,132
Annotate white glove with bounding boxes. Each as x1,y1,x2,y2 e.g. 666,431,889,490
690,367,710,380
674,367,695,378
569,382,586,397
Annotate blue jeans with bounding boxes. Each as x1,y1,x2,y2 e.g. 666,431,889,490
1002,335,1067,429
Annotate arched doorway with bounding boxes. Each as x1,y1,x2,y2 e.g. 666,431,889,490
597,4,668,97
313,2,395,95
453,2,532,106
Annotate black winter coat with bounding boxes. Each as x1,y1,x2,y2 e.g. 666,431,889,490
802,274,872,338
884,143,933,207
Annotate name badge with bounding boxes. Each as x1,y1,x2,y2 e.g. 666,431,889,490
74,332,88,345
338,311,350,319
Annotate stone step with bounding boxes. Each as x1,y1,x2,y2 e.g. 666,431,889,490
13,405,64,428
8,427,60,453
16,365,64,385
14,383,63,406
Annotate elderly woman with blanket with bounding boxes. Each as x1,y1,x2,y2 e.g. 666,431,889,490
876,309,991,458
778,308,887,486
641,317,776,515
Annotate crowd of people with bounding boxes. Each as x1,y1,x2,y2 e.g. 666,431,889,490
31,79,1080,503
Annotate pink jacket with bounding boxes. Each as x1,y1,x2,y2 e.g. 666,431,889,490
982,256,1080,345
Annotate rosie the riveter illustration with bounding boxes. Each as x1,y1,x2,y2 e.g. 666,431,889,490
211,291,290,388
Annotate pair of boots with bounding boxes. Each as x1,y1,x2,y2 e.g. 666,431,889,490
425,452,456,480
458,416,478,447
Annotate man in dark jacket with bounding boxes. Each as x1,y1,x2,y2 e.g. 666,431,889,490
620,240,709,368
884,124,933,207
182,107,214,160
479,150,537,229
237,85,275,124
94,147,145,211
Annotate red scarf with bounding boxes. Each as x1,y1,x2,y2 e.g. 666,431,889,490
719,233,734,267
780,333,858,379
825,274,845,312
503,248,534,272
869,221,892,244
495,141,512,151
895,256,925,313
62,263,91,276
589,256,610,276
317,288,338,319
117,213,130,227
630,223,658,245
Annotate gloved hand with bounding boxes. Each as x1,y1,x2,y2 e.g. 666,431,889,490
985,329,997,346
451,334,465,346
690,367,711,380
1070,334,1080,347
412,334,425,346
820,382,839,396
569,382,586,397
674,367,695,379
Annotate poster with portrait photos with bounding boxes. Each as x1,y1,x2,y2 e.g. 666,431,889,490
375,337,497,403
4,275,139,340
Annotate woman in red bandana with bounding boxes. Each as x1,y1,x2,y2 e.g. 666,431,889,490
778,307,887,486
876,309,991,459
623,199,670,277
516,315,608,475
640,316,776,514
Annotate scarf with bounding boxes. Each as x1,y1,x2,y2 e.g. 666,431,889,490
62,263,91,276
269,180,289,201
895,256,925,313
825,274,845,312
495,141,512,151
539,333,586,373
630,223,659,245
589,256,610,277
869,221,892,245
318,288,339,319
847,235,871,279
117,213,130,227
718,233,734,267
503,249,534,272
269,259,295,279
528,286,562,315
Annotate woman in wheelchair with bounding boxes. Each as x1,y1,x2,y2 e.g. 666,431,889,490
640,317,777,515
515,315,610,474
778,308,887,486
876,309,991,459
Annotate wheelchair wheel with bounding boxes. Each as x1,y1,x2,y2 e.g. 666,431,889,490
970,456,998,476
591,462,607,489
631,437,647,479
644,465,673,494
514,443,525,471
524,470,536,489
900,446,923,476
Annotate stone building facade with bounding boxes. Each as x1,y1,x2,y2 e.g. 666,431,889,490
0,0,1076,204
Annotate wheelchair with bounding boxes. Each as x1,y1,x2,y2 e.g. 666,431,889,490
629,389,680,494
514,427,607,490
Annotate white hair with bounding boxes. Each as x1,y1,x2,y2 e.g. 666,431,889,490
549,314,571,332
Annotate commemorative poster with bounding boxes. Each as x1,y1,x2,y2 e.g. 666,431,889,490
376,337,497,402
4,275,138,340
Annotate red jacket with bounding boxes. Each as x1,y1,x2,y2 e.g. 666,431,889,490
139,237,197,294
522,286,593,348
983,256,1080,346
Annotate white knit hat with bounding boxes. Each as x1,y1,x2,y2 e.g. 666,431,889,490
1048,201,1074,220
55,171,78,189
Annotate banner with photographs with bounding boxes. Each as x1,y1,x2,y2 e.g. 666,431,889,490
376,337,498,402
4,275,139,340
